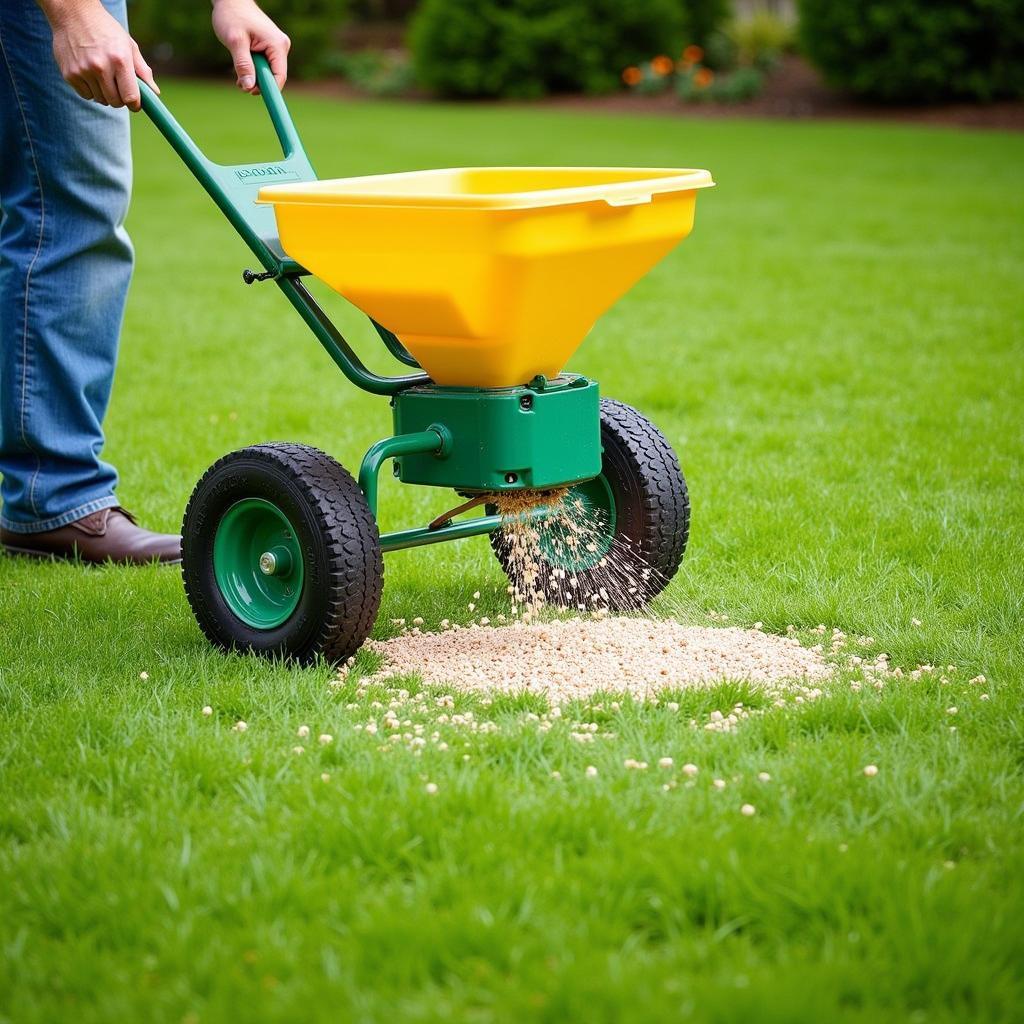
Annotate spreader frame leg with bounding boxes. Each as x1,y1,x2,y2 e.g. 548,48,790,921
357,426,497,551
380,516,503,553
358,428,450,516
278,278,429,396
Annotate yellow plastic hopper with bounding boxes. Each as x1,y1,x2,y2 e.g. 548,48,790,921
258,167,714,388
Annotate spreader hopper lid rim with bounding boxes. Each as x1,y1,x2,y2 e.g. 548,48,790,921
257,166,715,212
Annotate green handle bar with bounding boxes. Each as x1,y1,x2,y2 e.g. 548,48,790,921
139,54,314,273
139,54,428,395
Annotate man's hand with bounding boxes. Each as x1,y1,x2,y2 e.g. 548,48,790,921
40,0,157,111
211,0,290,94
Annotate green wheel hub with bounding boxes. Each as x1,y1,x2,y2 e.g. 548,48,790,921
213,498,304,629
540,474,617,572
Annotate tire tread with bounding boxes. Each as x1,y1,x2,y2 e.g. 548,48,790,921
181,442,382,664
599,398,690,586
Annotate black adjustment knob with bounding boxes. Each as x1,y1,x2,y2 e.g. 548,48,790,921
242,268,277,285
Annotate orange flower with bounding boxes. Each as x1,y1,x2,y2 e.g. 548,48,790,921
683,44,704,63
622,66,643,86
694,67,714,88
651,55,674,76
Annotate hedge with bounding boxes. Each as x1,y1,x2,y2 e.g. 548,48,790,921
128,0,349,78
798,0,1024,103
410,0,728,98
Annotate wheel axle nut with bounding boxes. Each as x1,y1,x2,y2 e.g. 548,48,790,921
259,545,294,577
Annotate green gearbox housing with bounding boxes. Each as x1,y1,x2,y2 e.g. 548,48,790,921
392,375,601,492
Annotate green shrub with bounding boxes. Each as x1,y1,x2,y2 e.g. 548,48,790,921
336,49,416,95
798,0,1024,102
129,0,349,79
683,0,731,49
709,64,763,101
674,63,763,102
728,11,795,71
409,0,727,99
700,30,738,72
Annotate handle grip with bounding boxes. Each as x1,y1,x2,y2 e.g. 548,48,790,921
138,53,304,165
250,52,304,160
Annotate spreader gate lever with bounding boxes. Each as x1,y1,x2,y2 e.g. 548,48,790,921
242,267,278,285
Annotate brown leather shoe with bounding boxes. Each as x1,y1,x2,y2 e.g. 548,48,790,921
1,507,181,565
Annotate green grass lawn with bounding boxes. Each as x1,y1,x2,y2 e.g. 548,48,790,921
2,85,1023,1022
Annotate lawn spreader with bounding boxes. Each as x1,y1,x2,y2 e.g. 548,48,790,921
140,55,713,664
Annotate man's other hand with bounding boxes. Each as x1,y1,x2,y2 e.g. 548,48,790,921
211,0,290,94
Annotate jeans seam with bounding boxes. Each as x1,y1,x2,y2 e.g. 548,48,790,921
0,494,120,534
0,22,46,518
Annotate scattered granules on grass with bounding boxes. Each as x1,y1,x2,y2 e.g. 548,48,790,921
364,617,831,707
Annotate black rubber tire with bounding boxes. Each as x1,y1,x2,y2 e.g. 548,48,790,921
182,443,383,665
489,398,690,611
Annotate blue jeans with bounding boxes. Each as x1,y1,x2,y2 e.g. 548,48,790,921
0,0,132,533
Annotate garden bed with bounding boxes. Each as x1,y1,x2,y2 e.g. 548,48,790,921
295,54,1024,131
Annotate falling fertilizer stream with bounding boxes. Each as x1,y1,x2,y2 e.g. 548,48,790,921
489,489,660,619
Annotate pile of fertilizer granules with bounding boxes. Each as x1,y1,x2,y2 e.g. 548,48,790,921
364,616,831,706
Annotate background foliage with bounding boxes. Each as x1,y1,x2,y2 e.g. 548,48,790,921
127,0,1024,105
798,0,1024,102
128,0,350,78
409,0,727,98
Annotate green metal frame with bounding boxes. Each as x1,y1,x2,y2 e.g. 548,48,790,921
139,55,602,556
138,55,428,398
